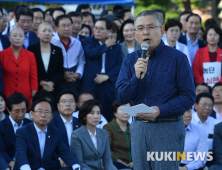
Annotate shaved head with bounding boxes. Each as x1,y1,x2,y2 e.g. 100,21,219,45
38,22,53,32
10,27,25,37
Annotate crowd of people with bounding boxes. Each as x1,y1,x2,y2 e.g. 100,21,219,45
0,3,221,170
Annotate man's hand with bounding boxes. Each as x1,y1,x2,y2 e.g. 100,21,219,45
72,73,80,81
128,162,133,167
116,159,129,167
136,106,160,121
134,57,149,79
178,166,188,170
8,161,15,170
94,74,109,84
60,159,67,168
64,71,73,82
40,81,54,92
105,36,116,48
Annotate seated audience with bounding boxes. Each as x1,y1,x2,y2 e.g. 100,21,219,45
103,100,133,169
14,98,80,170
31,8,44,33
210,122,222,170
0,27,38,109
212,83,222,122
5,6,40,49
82,12,95,33
193,25,222,85
72,91,108,128
70,99,117,170
0,93,32,170
178,13,207,65
76,4,91,13
79,24,91,37
0,91,6,121
67,12,85,42
28,22,64,101
81,18,122,121
180,109,208,170
0,7,10,51
164,19,191,65
191,93,220,152
50,90,81,168
51,15,85,97
120,19,140,58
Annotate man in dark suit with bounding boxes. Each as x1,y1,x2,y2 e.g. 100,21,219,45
14,98,80,170
210,122,222,170
0,7,10,51
4,6,40,49
81,18,123,121
178,13,206,65
50,90,81,168
0,93,32,170
67,11,85,43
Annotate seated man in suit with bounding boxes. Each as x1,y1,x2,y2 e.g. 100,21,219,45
72,91,108,128
0,92,32,170
4,6,40,49
14,98,80,170
50,90,81,168
180,109,208,170
0,7,10,51
51,15,85,97
178,13,206,65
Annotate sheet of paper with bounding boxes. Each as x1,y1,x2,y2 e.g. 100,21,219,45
120,103,157,116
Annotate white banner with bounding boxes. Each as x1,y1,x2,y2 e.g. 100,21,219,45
203,62,221,87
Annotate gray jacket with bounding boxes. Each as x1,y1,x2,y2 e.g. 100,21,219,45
120,41,140,58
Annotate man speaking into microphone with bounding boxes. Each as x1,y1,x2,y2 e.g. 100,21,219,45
115,10,196,170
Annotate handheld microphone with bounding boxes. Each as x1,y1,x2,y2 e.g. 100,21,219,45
140,42,149,78
141,42,149,59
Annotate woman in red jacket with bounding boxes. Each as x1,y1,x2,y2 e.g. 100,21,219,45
0,27,38,108
193,25,222,86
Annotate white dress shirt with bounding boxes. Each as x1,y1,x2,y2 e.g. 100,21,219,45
9,18,16,31
41,52,51,72
73,110,108,128
214,107,222,122
181,123,208,170
164,39,191,65
0,38,3,52
60,115,73,145
186,34,199,65
23,32,29,49
161,33,167,42
51,33,85,78
191,112,220,150
99,41,106,73
87,129,97,149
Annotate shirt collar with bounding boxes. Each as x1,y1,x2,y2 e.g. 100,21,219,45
34,122,47,134
9,115,24,127
194,112,209,124
186,33,198,45
185,123,192,131
87,129,96,137
60,114,72,124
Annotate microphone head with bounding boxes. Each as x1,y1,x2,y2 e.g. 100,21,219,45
141,42,149,51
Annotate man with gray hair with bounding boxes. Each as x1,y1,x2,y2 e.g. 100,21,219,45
116,10,196,169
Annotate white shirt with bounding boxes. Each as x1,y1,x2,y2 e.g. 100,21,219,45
9,18,16,31
214,106,222,122
0,37,3,52
191,112,220,150
41,52,51,72
51,33,85,78
60,115,73,145
186,34,199,65
164,39,191,65
87,129,97,149
127,48,134,54
73,110,108,128
161,33,167,42
9,115,24,134
23,32,29,49
99,41,106,73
